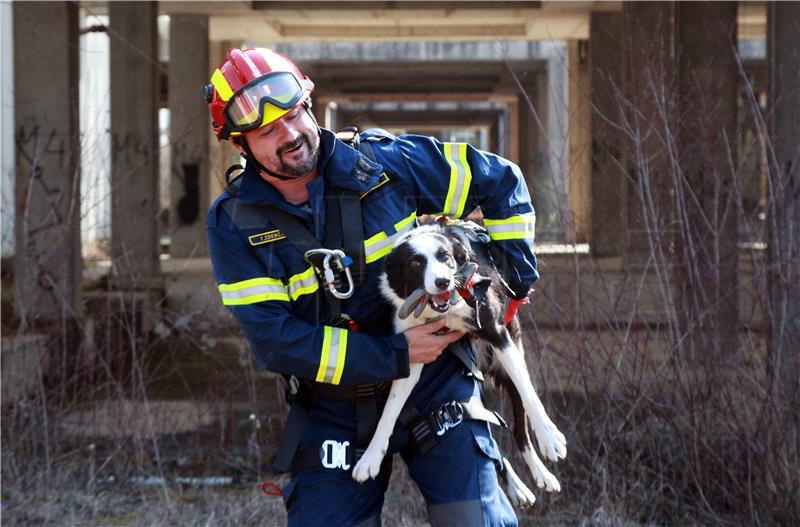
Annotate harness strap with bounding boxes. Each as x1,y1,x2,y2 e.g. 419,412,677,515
355,384,380,459
399,395,506,456
271,401,309,472
447,341,484,381
340,191,367,284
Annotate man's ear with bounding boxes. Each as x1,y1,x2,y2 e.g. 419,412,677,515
231,137,247,156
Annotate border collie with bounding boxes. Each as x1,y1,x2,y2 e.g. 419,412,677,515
351,220,567,506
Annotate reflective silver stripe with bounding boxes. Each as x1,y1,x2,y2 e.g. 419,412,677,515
218,277,289,305
442,143,472,218
484,214,536,241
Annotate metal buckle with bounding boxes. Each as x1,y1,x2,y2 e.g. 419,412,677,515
320,439,351,470
304,248,355,299
432,401,464,437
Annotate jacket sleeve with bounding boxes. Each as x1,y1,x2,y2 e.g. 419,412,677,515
390,134,539,298
207,211,410,386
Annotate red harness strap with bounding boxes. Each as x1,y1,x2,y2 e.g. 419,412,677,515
502,296,529,325
457,276,477,301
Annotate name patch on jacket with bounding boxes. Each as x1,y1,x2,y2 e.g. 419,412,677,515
248,229,286,246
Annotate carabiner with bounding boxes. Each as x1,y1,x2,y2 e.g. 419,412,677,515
305,248,355,300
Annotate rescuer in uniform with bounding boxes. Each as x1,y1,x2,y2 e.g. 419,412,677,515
206,47,538,527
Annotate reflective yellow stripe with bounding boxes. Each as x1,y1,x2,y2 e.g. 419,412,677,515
364,211,417,264
218,277,289,305
210,68,234,102
441,143,472,218
484,214,536,241
287,266,319,301
316,326,348,385
395,211,416,231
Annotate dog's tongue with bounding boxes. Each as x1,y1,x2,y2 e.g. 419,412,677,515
430,292,450,307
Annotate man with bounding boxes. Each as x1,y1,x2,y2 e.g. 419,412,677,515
206,47,538,527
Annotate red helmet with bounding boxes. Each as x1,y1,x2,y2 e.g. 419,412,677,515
204,48,314,141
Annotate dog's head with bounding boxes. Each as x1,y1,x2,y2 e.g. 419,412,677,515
380,225,470,314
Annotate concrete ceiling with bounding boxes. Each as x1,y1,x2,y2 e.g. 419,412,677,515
156,1,621,42
82,1,766,44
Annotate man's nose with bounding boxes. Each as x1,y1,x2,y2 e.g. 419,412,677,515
272,116,301,139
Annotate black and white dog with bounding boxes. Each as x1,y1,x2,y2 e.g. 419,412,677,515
351,220,567,505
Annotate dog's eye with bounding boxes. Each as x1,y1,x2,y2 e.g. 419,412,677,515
437,251,452,263
409,260,422,270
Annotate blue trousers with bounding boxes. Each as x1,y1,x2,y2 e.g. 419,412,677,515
282,419,517,527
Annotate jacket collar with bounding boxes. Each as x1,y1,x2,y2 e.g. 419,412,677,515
236,128,383,215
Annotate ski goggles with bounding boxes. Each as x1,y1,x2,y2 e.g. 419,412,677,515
222,71,314,137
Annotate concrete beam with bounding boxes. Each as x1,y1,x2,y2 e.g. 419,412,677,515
589,12,625,257
169,15,210,258
209,10,591,42
13,1,82,322
109,2,160,287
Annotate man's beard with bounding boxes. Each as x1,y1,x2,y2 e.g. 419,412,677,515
277,133,319,178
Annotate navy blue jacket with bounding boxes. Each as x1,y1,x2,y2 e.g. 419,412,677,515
207,128,538,399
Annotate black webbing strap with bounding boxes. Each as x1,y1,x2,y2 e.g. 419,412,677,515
399,395,506,456
447,341,484,381
355,383,380,460
321,192,344,321
340,191,367,284
290,443,393,486
271,401,309,472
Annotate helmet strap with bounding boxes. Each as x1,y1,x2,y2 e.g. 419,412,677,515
234,136,296,181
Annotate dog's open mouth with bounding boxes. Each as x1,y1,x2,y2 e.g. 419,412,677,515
428,292,451,313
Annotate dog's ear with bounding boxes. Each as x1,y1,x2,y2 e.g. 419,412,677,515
382,240,411,297
444,229,470,265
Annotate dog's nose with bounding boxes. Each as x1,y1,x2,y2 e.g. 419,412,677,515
434,277,450,290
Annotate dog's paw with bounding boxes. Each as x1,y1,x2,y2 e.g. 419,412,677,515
521,445,561,493
534,420,567,462
503,457,537,508
351,445,386,483
534,468,561,493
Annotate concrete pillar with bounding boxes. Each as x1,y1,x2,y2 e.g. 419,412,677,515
566,40,592,243
676,1,739,357
622,2,676,267
767,2,800,431
169,15,209,258
109,2,160,287
589,12,626,258
1,1,14,259
13,1,81,323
